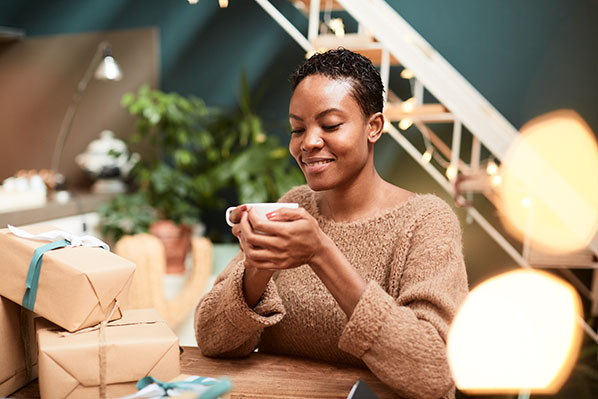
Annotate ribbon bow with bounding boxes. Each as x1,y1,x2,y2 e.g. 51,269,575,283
127,376,233,399
8,224,110,250
8,224,110,311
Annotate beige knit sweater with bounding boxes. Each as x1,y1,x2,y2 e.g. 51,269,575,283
195,185,469,399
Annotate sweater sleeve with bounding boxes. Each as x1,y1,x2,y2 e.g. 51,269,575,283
194,251,286,357
338,199,468,399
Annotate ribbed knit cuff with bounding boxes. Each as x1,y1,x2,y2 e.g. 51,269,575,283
338,281,393,358
223,262,285,333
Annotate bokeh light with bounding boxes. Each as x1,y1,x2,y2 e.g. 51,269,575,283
498,110,598,253
447,269,583,395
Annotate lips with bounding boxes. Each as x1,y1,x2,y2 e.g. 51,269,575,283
301,158,334,174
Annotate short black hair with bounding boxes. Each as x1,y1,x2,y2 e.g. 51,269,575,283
290,48,385,117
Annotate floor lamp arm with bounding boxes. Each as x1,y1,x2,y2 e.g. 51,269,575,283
50,41,110,175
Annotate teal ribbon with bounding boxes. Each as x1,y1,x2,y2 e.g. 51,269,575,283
22,239,70,311
137,376,233,399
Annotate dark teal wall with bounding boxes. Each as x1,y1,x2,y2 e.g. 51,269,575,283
387,0,598,132
2,0,596,136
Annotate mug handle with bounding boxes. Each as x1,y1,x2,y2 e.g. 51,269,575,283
225,206,236,227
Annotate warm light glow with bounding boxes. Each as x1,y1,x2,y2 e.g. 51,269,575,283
448,269,583,395
400,68,414,79
498,110,598,253
421,148,433,164
398,118,413,130
491,175,502,187
486,160,498,175
219,0,228,7
446,165,458,181
521,196,532,209
400,97,416,113
188,0,198,4
94,56,122,81
328,18,345,38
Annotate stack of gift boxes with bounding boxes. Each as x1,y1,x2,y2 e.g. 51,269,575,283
0,225,181,398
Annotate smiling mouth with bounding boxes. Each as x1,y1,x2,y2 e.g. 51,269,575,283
303,159,333,167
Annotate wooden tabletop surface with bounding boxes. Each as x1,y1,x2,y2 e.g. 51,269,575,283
180,347,396,399
11,346,397,398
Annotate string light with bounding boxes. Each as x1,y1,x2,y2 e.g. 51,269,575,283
400,68,414,79
328,18,345,38
188,0,198,3
398,118,413,130
491,175,502,187
219,0,228,8
421,148,433,164
486,159,498,175
446,165,458,181
401,97,416,113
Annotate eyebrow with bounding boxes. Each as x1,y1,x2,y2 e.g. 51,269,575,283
289,108,344,121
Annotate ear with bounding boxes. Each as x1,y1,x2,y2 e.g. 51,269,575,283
366,112,385,144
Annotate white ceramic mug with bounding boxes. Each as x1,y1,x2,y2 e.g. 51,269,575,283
225,203,299,227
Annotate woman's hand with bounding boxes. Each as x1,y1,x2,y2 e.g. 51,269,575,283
236,206,327,270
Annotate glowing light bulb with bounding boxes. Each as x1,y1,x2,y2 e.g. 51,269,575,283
328,18,345,38
401,97,416,113
486,160,498,175
398,118,413,130
448,269,583,395
400,69,414,79
491,175,502,187
421,148,433,164
219,0,228,8
188,0,198,4
446,165,458,181
498,110,598,253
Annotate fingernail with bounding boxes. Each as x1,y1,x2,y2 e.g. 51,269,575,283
266,211,276,219
239,205,247,212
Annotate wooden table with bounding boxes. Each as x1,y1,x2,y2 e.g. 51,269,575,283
11,346,397,398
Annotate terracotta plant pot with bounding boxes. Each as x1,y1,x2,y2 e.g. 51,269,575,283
149,220,192,274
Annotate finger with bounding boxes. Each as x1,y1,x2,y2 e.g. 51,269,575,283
247,208,298,237
265,206,305,222
228,205,248,225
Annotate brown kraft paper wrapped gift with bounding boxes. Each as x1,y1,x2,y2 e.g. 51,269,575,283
0,296,37,397
0,225,135,332
36,308,181,399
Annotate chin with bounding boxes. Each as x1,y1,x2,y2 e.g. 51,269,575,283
304,177,335,192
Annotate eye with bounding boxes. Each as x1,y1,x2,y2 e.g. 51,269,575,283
322,123,342,131
290,128,305,135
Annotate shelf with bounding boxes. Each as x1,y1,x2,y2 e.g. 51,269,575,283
0,192,114,228
0,26,25,43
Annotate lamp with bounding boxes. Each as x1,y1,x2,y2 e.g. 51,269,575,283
50,41,122,189
447,269,583,397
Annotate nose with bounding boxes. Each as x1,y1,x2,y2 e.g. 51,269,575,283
301,127,324,152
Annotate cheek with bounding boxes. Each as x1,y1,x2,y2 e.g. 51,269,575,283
289,137,301,161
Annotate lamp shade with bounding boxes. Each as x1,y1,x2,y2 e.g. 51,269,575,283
447,269,583,395
94,54,122,81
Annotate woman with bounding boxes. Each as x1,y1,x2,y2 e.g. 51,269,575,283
195,49,468,399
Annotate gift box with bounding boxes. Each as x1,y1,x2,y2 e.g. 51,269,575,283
37,308,181,399
0,296,37,397
0,224,135,332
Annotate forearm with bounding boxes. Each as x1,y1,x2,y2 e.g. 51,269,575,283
309,236,367,317
243,267,275,308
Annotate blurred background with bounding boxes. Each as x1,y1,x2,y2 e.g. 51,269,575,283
0,1,597,397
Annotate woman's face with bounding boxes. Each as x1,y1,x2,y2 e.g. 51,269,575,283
289,74,381,191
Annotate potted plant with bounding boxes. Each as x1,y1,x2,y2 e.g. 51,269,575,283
98,74,303,272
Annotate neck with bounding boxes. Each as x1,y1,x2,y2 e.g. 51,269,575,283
319,164,387,222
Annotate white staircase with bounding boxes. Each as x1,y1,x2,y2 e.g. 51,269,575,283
253,0,598,341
